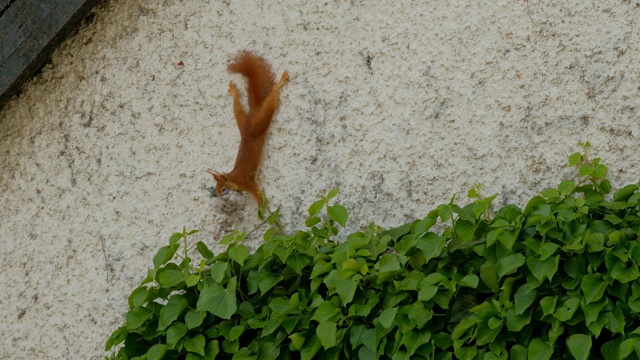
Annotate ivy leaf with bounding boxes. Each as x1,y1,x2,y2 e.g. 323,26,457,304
358,345,377,359
610,259,640,283
287,254,312,274
528,338,553,360
196,241,214,260
327,187,340,199
146,344,167,360
197,277,238,319
480,261,499,293
186,274,200,287
568,152,582,167
402,330,431,356
613,184,638,202
169,231,184,246
526,255,559,282
126,306,153,330
416,232,444,264
377,307,398,329
476,318,502,346
455,346,478,360
157,263,187,287
261,317,284,338
228,244,250,266
153,244,179,269
335,277,358,305
604,214,623,225
312,301,341,323
300,335,322,360
166,322,187,349
316,322,337,349
361,328,377,353
437,203,453,221
581,274,607,304
258,272,283,295
540,188,560,200
510,345,528,360
558,180,575,196
405,302,433,328
305,216,322,227
553,297,580,321
593,163,608,179
232,347,256,360
379,254,401,272
128,286,152,308
459,274,479,288
343,258,364,272
618,338,640,359
185,309,206,329
158,295,188,331
289,333,306,350
539,296,558,317
237,301,255,319
472,195,496,219
184,334,206,356
229,324,246,341
497,253,525,278
210,262,228,283
328,204,349,228
308,199,326,217
581,296,608,326
454,220,476,243
311,260,334,279
268,297,292,318
105,326,127,351
579,165,593,177
567,334,592,360
540,243,559,261
605,306,625,334
514,284,537,315
418,285,438,302
506,306,531,332
209,340,220,360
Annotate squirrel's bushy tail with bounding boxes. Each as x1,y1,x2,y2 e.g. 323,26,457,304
228,51,276,111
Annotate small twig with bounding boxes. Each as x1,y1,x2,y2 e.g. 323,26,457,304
246,216,270,240
524,0,538,27
100,235,110,283
196,83,210,108
172,69,185,84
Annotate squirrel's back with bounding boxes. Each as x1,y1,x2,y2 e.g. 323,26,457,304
227,51,276,111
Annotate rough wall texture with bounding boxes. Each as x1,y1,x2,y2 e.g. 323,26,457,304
1,0,639,358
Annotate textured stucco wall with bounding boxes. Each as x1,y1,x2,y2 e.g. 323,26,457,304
1,0,639,358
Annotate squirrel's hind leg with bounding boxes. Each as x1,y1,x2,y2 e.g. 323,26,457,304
253,72,289,134
229,81,247,130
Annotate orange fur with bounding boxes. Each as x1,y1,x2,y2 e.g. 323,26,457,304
208,51,289,207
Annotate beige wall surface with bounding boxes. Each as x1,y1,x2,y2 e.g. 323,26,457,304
1,0,639,358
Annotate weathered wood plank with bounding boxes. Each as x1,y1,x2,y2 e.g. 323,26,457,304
0,0,98,110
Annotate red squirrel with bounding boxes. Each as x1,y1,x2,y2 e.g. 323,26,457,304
207,51,289,207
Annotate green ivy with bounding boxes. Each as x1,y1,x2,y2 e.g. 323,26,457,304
107,142,640,359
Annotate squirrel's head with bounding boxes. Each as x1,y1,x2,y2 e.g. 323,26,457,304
206,170,239,197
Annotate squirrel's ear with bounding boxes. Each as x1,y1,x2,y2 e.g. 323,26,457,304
207,170,223,182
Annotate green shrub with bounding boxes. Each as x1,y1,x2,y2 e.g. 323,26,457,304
106,143,640,359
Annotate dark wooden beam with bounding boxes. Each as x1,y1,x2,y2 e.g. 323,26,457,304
0,0,99,110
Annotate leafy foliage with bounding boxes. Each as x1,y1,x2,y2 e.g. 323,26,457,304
107,143,640,359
